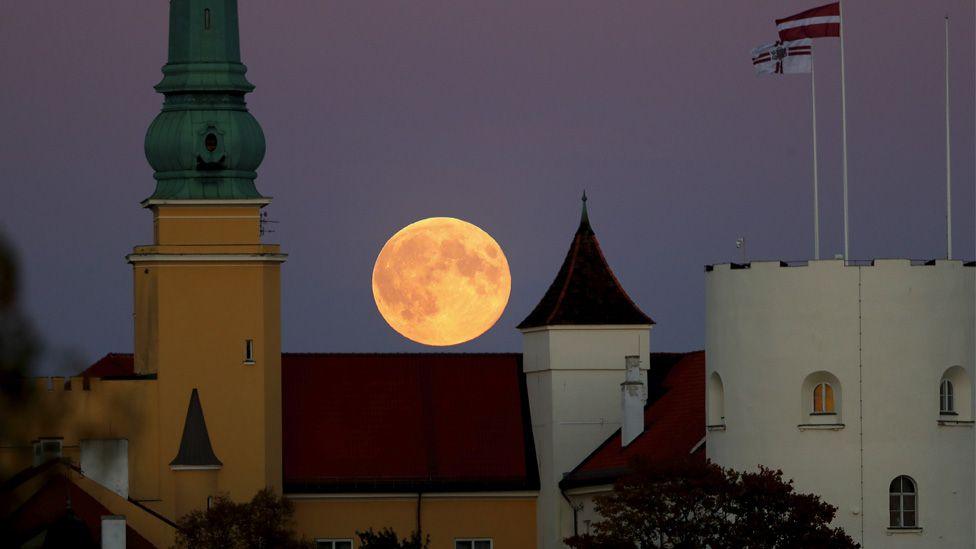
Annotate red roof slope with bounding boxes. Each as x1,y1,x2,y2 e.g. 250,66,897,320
518,197,653,329
2,464,153,548
79,353,135,377
281,353,539,493
561,351,705,489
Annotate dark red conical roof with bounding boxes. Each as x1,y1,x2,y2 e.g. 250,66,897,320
518,195,653,330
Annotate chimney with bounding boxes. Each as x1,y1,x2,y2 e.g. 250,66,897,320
101,515,126,549
621,355,644,446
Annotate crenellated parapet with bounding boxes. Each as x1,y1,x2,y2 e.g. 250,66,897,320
706,257,976,273
0,376,160,501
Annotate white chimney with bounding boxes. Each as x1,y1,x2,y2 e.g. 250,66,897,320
81,439,129,498
621,355,644,447
101,515,126,549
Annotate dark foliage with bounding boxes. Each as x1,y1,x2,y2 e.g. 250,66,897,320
356,527,430,549
565,459,859,549
175,488,312,549
0,233,38,403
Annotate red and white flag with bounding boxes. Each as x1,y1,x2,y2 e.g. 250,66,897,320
776,2,840,41
752,39,812,75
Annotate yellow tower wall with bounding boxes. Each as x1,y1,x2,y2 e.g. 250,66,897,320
130,201,284,520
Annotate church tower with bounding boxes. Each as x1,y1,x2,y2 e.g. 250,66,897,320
520,194,653,549
128,0,284,517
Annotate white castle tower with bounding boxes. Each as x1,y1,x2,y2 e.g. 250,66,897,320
706,259,975,548
520,195,653,548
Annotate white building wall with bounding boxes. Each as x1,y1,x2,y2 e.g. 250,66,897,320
523,325,650,549
706,259,974,548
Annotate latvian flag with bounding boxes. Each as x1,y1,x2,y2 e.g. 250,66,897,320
776,2,841,41
752,39,812,75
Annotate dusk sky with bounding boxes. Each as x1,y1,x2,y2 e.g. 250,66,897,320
1,1,973,375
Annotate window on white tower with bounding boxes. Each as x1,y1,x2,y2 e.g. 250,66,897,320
940,378,955,414
813,382,835,414
889,476,917,528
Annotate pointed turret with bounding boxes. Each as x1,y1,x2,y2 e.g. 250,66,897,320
170,389,222,469
517,194,653,329
144,0,266,201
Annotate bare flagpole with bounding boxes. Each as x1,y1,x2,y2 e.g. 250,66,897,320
839,1,850,261
812,57,821,260
945,15,952,259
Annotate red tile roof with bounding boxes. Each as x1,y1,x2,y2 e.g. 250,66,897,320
281,353,538,493
77,350,703,494
560,351,705,489
518,198,653,329
79,353,136,378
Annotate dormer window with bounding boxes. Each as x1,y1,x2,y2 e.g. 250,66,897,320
33,439,63,466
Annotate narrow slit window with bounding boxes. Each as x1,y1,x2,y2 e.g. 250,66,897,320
204,8,212,30
245,339,254,363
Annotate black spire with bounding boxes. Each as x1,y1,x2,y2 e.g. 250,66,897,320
170,389,222,468
578,190,593,235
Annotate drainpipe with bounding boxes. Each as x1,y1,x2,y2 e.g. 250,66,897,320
561,489,581,537
416,492,423,538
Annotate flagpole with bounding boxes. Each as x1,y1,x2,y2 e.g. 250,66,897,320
944,15,952,260
812,58,820,260
839,1,850,261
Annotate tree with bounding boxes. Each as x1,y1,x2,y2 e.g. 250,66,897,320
0,232,38,404
175,488,312,549
356,527,430,549
565,459,858,549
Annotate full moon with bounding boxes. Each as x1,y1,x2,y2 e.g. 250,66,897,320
372,217,512,346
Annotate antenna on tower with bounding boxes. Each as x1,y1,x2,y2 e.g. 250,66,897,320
735,237,746,264
260,211,279,236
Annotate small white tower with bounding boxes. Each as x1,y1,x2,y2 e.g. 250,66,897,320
520,194,653,549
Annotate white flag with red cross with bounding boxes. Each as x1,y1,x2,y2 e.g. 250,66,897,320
751,39,813,75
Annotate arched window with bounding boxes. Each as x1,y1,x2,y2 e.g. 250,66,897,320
889,476,917,528
939,366,971,421
708,372,725,426
813,382,835,414
801,372,842,425
940,379,954,414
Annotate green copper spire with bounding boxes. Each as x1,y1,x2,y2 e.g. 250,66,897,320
144,0,266,201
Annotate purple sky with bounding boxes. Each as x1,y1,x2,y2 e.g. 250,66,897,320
1,1,973,375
